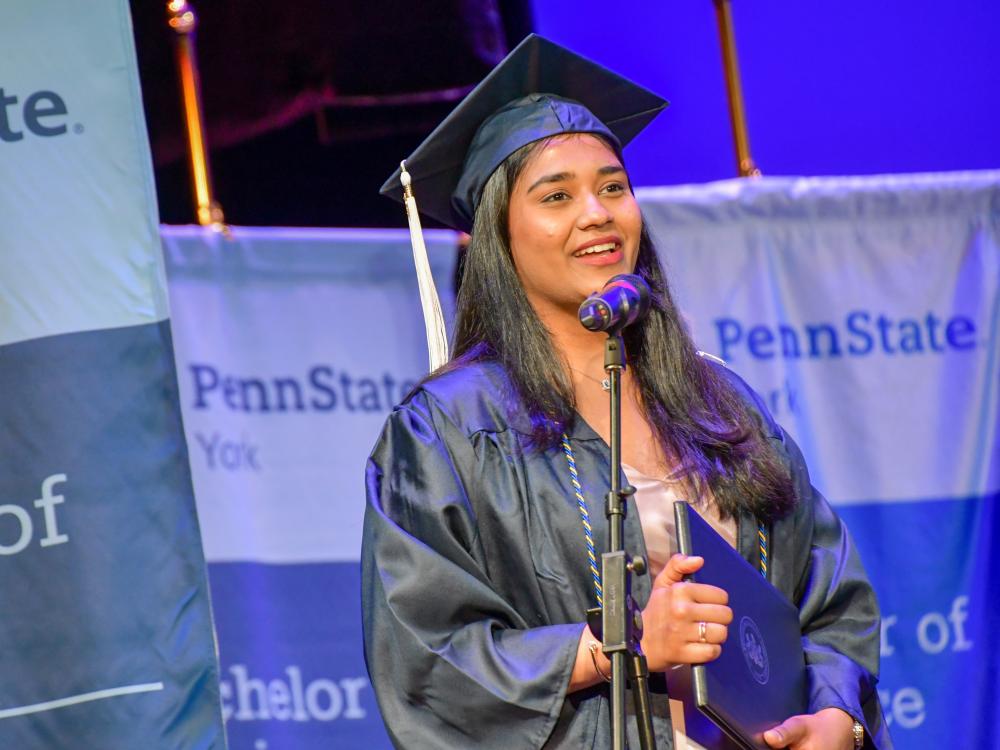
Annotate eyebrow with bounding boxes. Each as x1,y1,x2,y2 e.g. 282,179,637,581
526,165,625,194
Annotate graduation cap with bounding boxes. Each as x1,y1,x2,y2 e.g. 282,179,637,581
381,34,669,232
381,33,668,371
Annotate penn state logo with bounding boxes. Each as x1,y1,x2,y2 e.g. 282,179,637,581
739,616,769,685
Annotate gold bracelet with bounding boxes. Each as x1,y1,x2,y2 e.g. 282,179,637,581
588,642,611,682
852,719,864,749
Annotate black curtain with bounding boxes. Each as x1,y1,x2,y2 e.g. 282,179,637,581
131,0,533,227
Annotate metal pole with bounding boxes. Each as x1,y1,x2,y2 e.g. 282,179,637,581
712,0,761,177
601,334,655,749
167,0,228,229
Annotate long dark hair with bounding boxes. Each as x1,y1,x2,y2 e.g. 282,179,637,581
445,137,796,522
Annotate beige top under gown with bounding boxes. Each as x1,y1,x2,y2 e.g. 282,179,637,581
622,462,737,578
621,462,738,750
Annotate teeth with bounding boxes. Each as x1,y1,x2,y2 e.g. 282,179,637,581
575,242,617,257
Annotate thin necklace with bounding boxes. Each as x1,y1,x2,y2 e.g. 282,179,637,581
569,366,610,392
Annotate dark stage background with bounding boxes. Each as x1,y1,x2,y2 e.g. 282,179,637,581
131,1,1000,228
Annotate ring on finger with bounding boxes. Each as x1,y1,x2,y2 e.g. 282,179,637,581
698,621,708,643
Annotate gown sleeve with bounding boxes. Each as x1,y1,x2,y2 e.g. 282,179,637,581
781,429,893,750
361,389,582,749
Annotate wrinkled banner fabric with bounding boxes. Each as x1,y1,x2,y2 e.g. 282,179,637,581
160,226,458,748
639,172,999,750
0,2,225,748
161,172,997,750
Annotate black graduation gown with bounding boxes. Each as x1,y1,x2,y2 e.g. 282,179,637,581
361,361,891,748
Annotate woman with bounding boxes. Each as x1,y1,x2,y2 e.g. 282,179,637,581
364,35,889,749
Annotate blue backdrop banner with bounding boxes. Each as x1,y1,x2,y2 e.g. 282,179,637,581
639,171,1000,750
161,170,999,750
161,226,459,750
0,2,225,748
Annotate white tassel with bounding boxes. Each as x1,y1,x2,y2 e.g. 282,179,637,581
400,161,450,371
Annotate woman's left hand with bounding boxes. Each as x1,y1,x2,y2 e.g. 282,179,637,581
763,707,856,750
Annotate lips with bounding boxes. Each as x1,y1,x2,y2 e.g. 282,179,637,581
573,236,624,266
573,236,621,258
574,241,616,257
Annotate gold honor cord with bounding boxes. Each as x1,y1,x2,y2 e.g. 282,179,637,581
400,161,450,371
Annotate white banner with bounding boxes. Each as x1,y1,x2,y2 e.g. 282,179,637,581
0,0,167,345
639,171,999,505
0,2,223,748
639,171,999,748
162,226,458,563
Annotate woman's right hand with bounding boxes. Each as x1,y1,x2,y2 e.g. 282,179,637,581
640,554,732,672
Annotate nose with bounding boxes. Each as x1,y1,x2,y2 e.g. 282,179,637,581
577,191,613,229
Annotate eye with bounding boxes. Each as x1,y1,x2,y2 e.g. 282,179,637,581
601,181,628,195
541,190,571,203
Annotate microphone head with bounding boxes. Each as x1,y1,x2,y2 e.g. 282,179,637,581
578,274,651,333
578,298,613,332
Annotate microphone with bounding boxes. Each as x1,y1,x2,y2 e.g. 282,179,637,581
578,274,651,333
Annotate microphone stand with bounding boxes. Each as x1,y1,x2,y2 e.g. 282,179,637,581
588,332,656,750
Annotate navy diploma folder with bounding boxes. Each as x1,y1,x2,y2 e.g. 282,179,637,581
666,501,808,750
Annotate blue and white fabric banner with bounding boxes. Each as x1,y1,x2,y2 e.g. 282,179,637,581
0,2,225,748
161,171,997,749
161,226,458,749
639,171,1000,750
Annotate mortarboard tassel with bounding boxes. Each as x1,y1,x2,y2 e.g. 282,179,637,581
400,160,450,371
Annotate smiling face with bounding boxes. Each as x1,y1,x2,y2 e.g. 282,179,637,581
507,133,642,323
